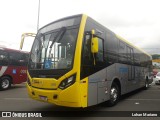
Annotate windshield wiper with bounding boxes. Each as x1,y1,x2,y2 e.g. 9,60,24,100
50,27,66,48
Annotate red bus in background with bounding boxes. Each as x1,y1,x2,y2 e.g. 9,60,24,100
0,47,29,90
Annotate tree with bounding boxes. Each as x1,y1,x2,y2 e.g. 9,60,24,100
152,54,160,60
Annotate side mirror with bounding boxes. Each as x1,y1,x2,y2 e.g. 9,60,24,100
91,37,99,53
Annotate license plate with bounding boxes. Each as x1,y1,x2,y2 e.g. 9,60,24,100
39,95,48,101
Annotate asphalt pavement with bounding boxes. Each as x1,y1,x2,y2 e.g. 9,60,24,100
0,82,160,120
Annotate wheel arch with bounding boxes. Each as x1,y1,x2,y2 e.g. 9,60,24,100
0,75,13,84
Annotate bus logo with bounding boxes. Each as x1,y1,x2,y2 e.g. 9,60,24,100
2,112,11,117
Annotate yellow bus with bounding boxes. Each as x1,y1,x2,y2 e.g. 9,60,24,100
27,14,152,107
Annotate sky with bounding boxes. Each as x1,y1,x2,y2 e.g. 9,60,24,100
0,0,160,54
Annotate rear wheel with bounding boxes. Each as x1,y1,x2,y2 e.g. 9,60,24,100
0,76,11,90
107,83,120,107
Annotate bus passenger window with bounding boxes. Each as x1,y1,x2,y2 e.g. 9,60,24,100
0,50,8,65
96,38,104,62
9,52,22,66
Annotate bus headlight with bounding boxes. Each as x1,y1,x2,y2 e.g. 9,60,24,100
58,74,76,90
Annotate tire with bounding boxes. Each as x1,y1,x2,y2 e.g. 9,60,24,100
0,76,11,90
107,83,120,107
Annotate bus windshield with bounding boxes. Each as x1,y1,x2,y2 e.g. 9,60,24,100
29,27,78,70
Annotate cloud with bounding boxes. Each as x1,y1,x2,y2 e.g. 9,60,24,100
0,0,160,54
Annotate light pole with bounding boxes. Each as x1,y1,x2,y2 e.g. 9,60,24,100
37,0,40,31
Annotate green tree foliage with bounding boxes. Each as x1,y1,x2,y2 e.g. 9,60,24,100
152,54,160,60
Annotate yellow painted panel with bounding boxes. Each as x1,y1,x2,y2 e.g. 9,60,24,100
59,82,80,103
80,77,88,107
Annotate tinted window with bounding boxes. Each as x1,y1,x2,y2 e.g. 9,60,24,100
9,52,28,66
134,49,140,66
118,41,127,63
82,33,92,63
0,50,8,65
105,32,118,52
21,53,29,66
96,38,104,62
29,27,79,70
39,16,81,34
119,41,125,54
127,46,134,65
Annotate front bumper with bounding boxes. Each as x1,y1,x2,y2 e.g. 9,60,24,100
155,79,160,85
26,83,81,107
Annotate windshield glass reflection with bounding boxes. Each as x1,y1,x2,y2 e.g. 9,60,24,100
29,28,78,70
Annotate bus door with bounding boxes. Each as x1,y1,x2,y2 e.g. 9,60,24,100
81,31,106,106
127,46,135,91
81,33,94,79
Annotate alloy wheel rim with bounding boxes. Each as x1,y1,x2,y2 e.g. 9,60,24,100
2,79,9,89
110,87,118,102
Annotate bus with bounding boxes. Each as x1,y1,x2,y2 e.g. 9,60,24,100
0,47,29,90
26,14,153,107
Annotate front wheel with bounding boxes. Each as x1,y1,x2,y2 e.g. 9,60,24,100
0,76,11,90
107,83,120,107
144,80,149,90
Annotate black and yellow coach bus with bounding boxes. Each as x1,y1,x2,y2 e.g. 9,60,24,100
27,14,153,107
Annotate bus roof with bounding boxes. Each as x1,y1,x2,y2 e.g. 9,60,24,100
0,47,29,54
